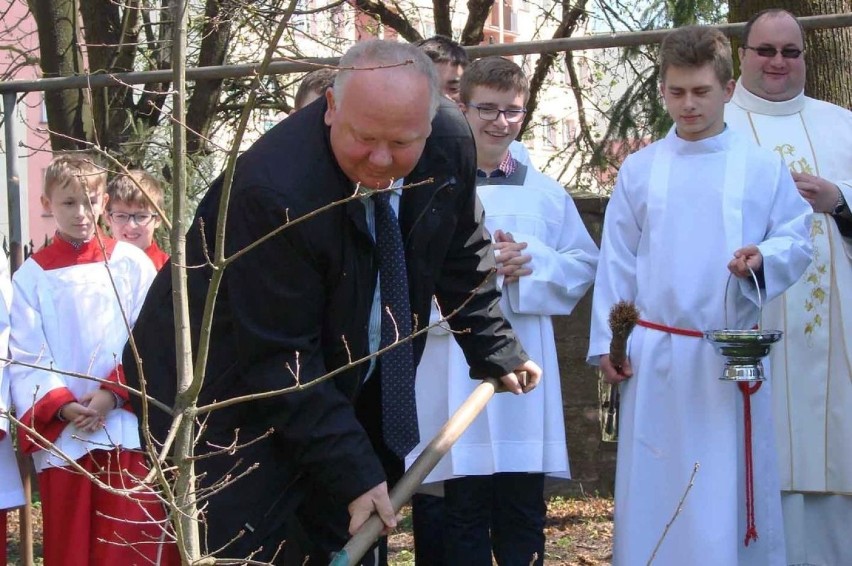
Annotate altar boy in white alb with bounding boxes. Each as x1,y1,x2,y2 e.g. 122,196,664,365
9,155,179,565
0,259,24,565
725,10,852,565
406,56,598,565
589,26,811,565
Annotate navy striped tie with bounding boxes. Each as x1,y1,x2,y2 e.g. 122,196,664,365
373,192,419,459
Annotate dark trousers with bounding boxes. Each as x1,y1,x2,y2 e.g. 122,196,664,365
411,493,448,565
281,372,403,566
358,371,449,565
353,370,405,566
443,473,546,566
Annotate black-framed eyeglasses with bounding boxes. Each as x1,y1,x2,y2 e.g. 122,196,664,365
468,104,527,123
108,211,159,226
743,45,804,59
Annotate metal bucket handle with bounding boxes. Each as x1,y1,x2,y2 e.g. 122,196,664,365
723,265,761,330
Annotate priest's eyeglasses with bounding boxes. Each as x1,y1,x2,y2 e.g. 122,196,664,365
108,212,159,226
468,104,527,123
742,45,804,59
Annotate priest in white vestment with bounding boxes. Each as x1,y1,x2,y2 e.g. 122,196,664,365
589,26,812,566
725,10,852,565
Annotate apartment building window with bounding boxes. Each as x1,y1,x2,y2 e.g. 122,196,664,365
489,0,518,33
579,57,593,86
564,119,577,143
563,54,572,86
292,0,312,34
330,4,345,35
542,116,559,149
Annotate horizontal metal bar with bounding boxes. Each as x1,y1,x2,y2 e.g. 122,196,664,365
1,13,850,94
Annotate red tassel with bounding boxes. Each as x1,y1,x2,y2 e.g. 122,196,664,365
738,381,762,546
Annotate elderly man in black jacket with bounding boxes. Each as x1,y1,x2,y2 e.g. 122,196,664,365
123,39,540,563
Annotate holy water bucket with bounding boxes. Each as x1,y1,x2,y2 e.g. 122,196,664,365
703,267,782,382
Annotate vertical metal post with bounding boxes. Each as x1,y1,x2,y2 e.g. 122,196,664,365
3,91,34,566
3,92,24,271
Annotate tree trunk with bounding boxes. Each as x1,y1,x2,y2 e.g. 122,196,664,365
728,0,852,108
27,0,93,149
133,1,172,144
432,0,453,38
79,0,141,155
522,0,588,137
185,0,236,155
352,0,422,42
460,0,494,45
169,0,202,559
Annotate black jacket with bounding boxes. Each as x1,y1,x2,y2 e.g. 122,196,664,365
123,97,526,556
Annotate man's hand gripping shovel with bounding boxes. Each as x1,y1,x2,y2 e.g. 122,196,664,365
329,376,509,565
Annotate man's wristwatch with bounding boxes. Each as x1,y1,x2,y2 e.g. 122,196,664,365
833,190,847,215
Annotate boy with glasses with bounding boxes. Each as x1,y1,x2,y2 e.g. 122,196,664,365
406,56,599,565
726,9,852,565
416,35,534,168
106,170,169,270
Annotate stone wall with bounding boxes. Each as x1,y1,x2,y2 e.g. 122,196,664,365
552,194,617,496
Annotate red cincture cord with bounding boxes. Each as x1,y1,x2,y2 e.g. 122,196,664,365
739,381,762,546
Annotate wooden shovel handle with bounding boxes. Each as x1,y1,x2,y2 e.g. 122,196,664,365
330,378,500,566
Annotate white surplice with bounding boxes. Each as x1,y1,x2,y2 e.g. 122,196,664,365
0,260,24,511
406,165,598,483
10,240,155,472
588,127,812,566
727,81,852,566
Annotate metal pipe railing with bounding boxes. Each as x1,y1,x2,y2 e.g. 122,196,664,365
1,14,850,95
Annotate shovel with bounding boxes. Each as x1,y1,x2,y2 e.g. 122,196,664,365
329,377,501,566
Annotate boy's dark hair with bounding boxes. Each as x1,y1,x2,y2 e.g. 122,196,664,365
415,35,469,67
659,25,733,85
459,56,529,105
742,9,805,46
294,68,337,110
43,153,106,198
107,170,165,211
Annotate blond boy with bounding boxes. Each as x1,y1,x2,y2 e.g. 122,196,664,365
9,155,178,565
106,170,169,270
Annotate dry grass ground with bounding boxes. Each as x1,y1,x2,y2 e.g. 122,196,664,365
6,495,613,565
388,495,613,565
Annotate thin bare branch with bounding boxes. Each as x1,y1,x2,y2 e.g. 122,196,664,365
647,462,700,565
